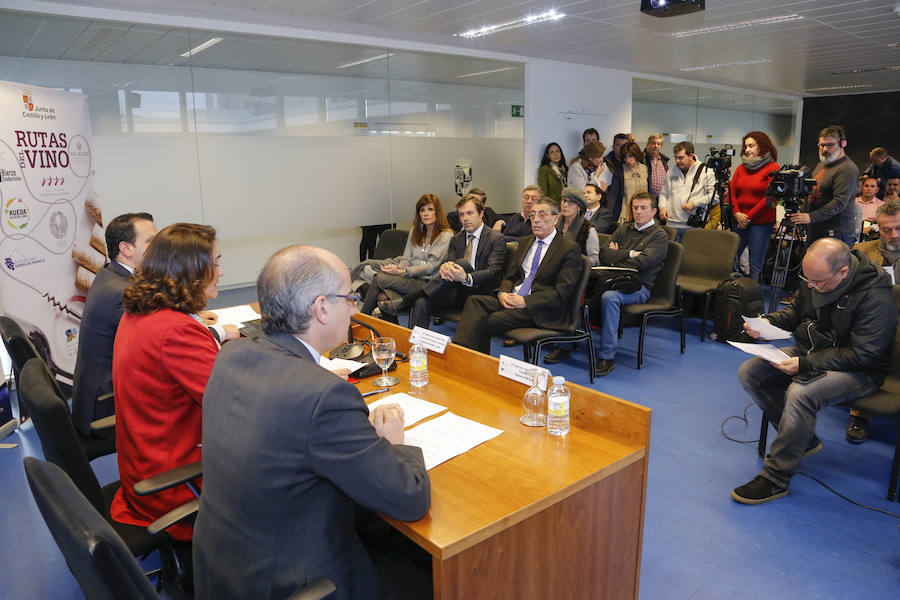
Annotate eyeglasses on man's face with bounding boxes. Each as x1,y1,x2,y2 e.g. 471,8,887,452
326,293,362,306
798,271,837,290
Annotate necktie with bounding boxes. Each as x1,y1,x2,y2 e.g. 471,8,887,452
463,233,474,265
517,240,544,296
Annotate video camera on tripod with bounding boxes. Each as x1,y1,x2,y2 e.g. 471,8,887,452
765,165,817,214
700,145,736,230
705,145,735,176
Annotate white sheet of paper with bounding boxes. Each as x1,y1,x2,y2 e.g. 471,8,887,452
367,393,447,427
403,412,503,470
742,316,792,340
728,341,791,363
209,304,261,327
884,266,896,285
319,357,368,373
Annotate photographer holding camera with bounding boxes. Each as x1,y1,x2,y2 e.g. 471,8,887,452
789,125,860,246
658,141,716,241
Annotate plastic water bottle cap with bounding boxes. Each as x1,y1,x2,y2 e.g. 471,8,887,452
552,376,565,385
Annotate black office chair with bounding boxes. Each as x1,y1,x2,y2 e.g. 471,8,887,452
434,241,519,324
372,229,410,260
618,240,686,369
676,228,740,341
17,357,201,587
0,315,43,421
756,289,900,501
24,458,337,600
505,256,596,382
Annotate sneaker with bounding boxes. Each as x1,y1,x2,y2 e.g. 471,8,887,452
731,475,789,504
543,348,571,364
595,358,615,377
845,415,869,444
433,316,444,325
765,436,823,460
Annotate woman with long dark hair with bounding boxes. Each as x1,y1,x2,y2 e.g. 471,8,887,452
538,142,568,202
111,223,226,541
731,131,780,281
358,193,453,318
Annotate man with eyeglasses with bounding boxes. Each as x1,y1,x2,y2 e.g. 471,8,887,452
195,245,431,600
454,198,583,354
732,238,896,504
492,185,541,239
789,125,860,246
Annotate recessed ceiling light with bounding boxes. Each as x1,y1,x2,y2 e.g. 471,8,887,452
456,9,565,39
678,59,771,72
180,37,222,58
802,84,873,92
457,66,519,78
336,53,395,69
673,14,802,38
831,64,900,74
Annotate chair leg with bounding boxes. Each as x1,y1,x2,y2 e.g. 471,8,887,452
522,344,531,363
700,292,713,342
680,311,686,353
637,315,648,369
889,425,900,502
757,415,769,459
587,333,596,384
533,341,545,366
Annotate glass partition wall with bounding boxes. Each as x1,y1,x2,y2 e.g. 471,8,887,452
0,11,525,286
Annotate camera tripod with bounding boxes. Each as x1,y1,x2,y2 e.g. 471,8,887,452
767,215,807,313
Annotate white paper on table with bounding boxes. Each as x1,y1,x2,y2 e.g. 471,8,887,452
727,341,791,363
209,305,261,327
403,412,503,470
319,357,368,373
741,316,792,340
367,393,447,427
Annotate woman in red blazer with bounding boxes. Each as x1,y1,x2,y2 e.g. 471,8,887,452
730,131,781,281
111,223,225,541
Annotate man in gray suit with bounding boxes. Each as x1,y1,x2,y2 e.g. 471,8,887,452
71,212,156,435
194,246,431,600
378,194,508,329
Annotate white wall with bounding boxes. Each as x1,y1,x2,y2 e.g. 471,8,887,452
524,59,632,187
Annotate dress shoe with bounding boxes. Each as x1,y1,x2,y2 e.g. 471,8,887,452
503,338,519,347
543,348,571,364
378,297,409,315
433,316,445,325
845,415,869,444
595,358,615,377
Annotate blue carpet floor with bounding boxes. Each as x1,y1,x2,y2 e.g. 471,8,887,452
2,286,898,599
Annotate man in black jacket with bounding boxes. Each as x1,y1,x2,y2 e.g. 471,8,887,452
379,194,507,329
732,238,897,504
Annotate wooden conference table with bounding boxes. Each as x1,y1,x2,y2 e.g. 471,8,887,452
348,314,651,599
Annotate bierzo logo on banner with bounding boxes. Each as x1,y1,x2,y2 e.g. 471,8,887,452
0,81,104,383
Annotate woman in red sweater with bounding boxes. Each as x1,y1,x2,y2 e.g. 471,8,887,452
730,131,780,281
111,223,225,541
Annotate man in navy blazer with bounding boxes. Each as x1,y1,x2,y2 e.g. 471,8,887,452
378,194,508,329
71,212,156,435
194,246,431,600
453,198,583,354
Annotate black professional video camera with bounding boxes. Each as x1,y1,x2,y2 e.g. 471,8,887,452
765,165,817,214
705,145,735,177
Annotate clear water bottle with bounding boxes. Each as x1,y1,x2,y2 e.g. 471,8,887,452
547,376,570,436
409,343,428,387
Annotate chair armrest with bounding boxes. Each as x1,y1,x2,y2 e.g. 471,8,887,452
134,461,202,496
89,415,116,437
147,498,200,535
286,579,337,600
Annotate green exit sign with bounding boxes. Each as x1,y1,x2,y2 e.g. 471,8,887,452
511,104,525,118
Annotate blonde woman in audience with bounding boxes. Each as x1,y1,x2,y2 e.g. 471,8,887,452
357,194,453,318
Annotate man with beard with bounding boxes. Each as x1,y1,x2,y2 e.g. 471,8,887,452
789,125,859,246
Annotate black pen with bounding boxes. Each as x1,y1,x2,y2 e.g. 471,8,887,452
362,387,390,398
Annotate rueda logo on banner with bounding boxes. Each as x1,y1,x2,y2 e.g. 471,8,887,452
0,81,106,383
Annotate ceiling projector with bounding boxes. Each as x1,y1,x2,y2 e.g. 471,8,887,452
640,0,705,17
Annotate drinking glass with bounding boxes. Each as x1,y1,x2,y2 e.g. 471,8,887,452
372,337,400,387
520,369,546,427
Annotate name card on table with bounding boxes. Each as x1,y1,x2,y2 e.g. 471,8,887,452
498,354,549,391
409,326,450,354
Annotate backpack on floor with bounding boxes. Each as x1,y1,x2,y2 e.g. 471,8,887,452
710,275,764,343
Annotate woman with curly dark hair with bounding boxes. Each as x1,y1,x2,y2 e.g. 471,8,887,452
110,222,227,541
538,142,568,202
731,131,780,280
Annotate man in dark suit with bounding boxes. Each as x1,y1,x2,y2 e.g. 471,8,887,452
71,212,156,435
492,185,541,239
378,194,507,329
446,187,499,232
454,198,583,354
194,246,431,600
584,183,616,234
